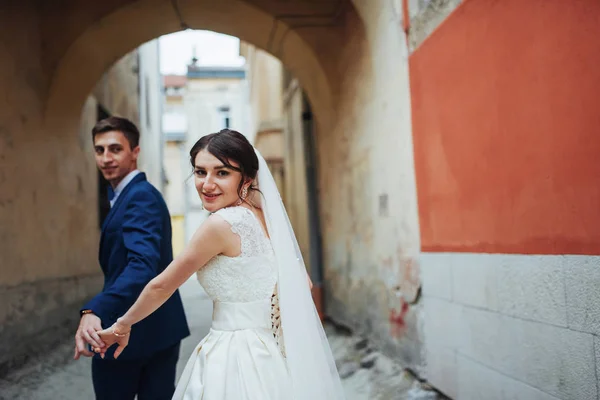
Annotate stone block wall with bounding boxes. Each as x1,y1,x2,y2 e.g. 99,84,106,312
422,254,600,399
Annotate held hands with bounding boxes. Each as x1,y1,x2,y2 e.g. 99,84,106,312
96,319,131,359
76,271,312,360
74,313,131,360
74,313,104,360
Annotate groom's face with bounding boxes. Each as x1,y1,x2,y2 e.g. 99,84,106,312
94,130,140,188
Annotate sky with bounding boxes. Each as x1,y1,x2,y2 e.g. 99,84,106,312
159,30,246,75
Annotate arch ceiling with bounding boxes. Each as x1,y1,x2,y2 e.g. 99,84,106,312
44,0,348,134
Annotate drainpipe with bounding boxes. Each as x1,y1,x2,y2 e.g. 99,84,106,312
402,0,411,46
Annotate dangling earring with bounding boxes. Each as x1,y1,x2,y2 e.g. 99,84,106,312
236,186,248,206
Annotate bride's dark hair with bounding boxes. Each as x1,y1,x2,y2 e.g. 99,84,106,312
189,129,260,202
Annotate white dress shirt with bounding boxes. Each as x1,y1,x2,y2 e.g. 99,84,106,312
110,169,141,208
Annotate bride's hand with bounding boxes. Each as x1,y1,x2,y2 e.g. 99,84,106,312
96,320,131,359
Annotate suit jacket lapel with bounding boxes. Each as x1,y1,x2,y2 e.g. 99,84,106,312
99,173,148,253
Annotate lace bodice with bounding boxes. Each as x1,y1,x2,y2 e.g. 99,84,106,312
197,207,277,303
197,206,285,355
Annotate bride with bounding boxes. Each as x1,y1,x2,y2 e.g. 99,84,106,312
96,129,345,399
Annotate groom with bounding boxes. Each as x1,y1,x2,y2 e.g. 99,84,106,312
74,116,190,399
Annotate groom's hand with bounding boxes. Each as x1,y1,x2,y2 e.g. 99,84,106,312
74,313,105,360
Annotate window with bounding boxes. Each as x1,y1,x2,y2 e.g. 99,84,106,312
218,106,231,129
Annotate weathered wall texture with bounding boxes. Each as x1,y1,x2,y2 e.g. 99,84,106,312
0,1,99,287
0,3,151,373
0,1,100,373
411,0,600,398
319,0,421,368
408,0,463,52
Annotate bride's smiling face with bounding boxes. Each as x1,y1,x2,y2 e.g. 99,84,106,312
194,149,245,213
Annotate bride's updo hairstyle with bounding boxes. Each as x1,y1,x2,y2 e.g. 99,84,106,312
189,129,260,202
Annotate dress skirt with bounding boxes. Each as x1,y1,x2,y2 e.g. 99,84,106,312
173,299,291,400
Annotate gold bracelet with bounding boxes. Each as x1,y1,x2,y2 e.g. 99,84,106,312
112,326,131,337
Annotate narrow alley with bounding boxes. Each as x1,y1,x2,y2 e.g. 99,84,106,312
0,279,440,400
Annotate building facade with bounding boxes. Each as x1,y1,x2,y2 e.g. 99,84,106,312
137,40,164,191
163,74,189,257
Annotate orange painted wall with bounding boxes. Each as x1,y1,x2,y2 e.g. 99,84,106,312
410,0,600,255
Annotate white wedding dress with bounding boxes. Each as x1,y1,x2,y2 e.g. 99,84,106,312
173,206,291,400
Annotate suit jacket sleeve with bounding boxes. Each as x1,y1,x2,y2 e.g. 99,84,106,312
84,188,164,323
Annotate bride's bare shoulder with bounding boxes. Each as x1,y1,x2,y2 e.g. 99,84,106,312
202,212,236,235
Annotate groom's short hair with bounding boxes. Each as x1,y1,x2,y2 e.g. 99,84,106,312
92,117,140,149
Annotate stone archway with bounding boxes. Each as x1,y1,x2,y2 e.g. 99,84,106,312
44,0,336,137
2,0,423,378
1,0,346,373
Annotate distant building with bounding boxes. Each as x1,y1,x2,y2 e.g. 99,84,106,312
163,74,188,257
137,40,164,192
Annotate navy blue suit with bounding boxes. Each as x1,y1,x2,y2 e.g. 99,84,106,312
83,173,190,399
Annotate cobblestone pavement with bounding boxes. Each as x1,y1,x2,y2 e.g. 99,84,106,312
325,324,444,400
0,279,443,400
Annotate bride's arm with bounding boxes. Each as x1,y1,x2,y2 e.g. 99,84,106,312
97,215,233,357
